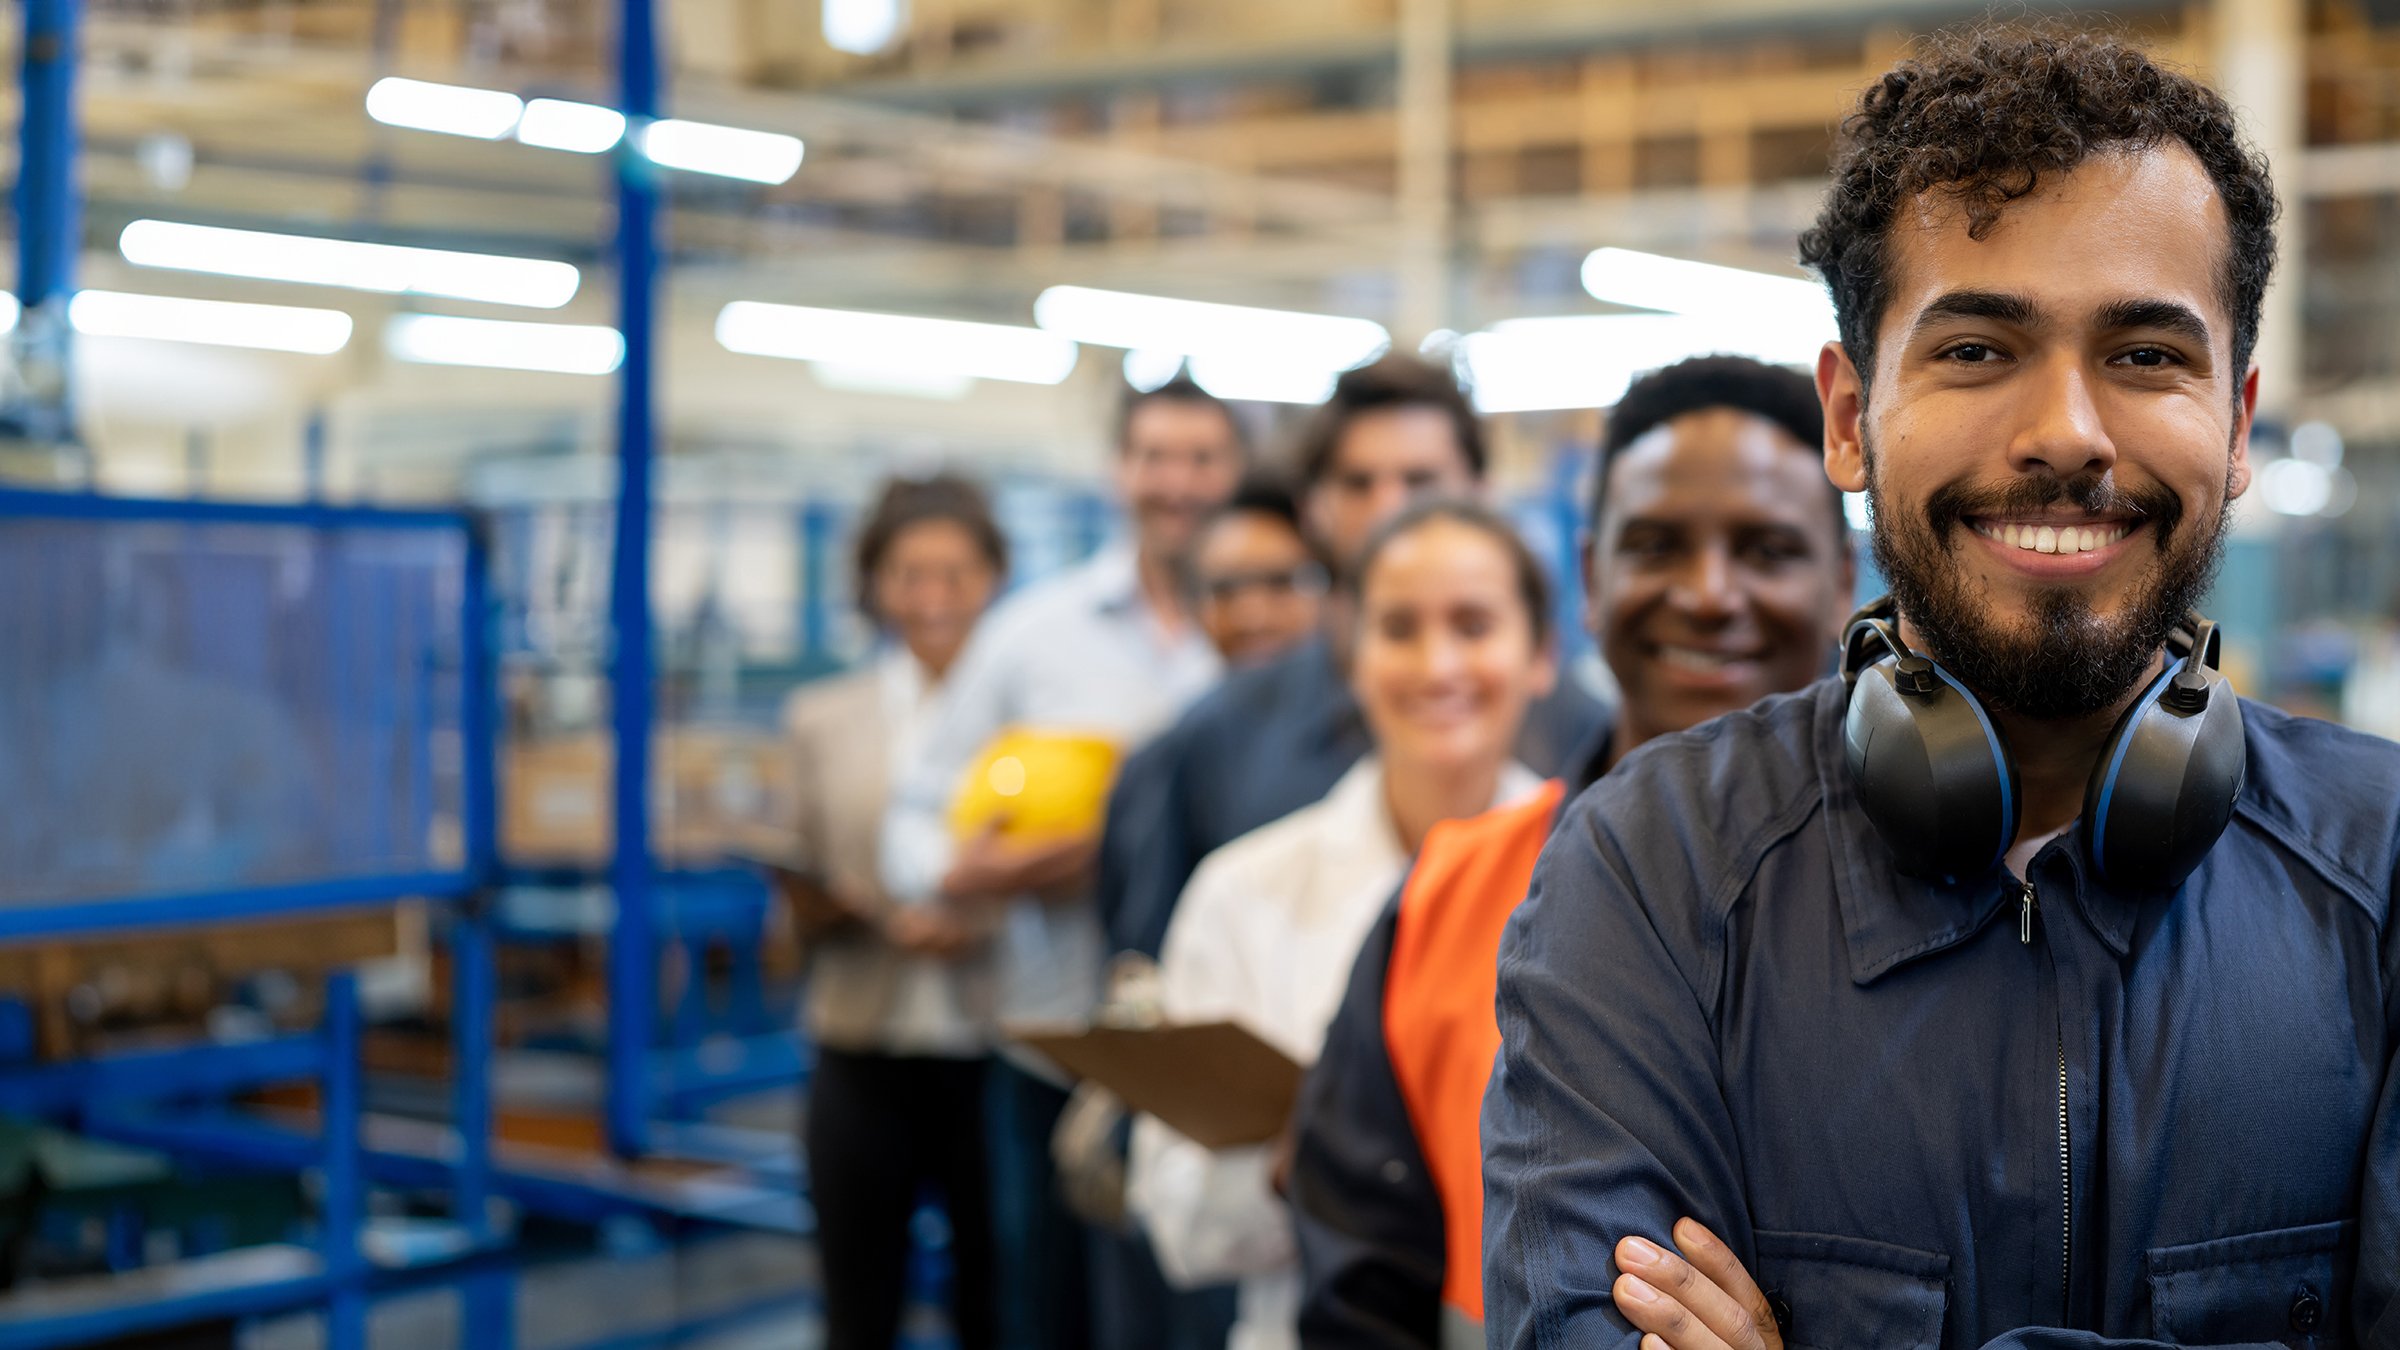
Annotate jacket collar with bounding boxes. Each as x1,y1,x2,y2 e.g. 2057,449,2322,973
1565,716,1617,796
1808,680,2144,986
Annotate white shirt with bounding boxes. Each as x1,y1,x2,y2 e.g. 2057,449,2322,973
1127,756,1543,1350
881,544,1222,1037
873,652,986,1052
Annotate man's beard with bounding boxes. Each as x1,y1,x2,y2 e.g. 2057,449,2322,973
1864,438,2233,722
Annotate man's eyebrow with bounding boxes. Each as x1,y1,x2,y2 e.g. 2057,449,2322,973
1908,289,2040,340
2094,297,2212,345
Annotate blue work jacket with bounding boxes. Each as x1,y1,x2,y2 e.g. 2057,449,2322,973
1483,678,2400,1349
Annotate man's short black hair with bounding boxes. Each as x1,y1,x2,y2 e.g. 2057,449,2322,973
1293,356,1486,488
1186,471,1332,598
1798,26,2280,389
1210,470,1305,534
1592,355,1841,532
1117,374,1246,453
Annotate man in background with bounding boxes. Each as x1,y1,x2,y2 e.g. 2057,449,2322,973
1187,474,1328,670
882,375,1246,1350
1098,355,1606,963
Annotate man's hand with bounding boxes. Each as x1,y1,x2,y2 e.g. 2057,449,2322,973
1613,1218,1784,1350
939,824,1099,904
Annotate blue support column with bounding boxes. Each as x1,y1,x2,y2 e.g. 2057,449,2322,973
457,520,500,1248
8,0,81,449
321,972,369,1350
605,0,662,1159
798,500,838,662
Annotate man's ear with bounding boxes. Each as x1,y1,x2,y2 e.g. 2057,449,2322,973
2227,363,2259,501
1818,341,1868,494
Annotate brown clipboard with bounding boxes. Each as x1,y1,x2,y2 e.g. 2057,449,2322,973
1009,1019,1305,1150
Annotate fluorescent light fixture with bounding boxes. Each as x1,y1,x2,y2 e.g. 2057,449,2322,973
69,290,352,354
814,363,975,401
1459,317,1670,413
1189,351,1341,406
825,0,909,55
1460,307,1839,414
641,120,804,185
2290,420,2344,469
0,293,20,334
1581,247,1835,327
517,98,626,154
120,220,579,309
1122,349,1183,392
386,313,624,375
716,301,1077,385
366,77,523,140
1034,286,1390,371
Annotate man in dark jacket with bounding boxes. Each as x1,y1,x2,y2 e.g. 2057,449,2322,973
1289,355,1856,1349
1483,29,2400,1350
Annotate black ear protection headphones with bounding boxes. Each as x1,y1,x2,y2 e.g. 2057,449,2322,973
1839,596,2247,889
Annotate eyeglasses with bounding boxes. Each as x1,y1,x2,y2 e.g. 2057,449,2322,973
1198,562,1330,604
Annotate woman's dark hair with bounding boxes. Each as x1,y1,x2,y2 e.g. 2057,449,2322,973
1595,354,1836,531
1798,26,2279,391
1293,356,1487,488
1347,497,1553,649
852,474,1008,619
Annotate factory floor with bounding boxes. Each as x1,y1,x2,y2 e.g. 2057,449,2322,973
238,1088,958,1350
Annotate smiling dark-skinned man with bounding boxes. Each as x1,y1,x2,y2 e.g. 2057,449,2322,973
1481,29,2400,1350
1288,356,1855,1350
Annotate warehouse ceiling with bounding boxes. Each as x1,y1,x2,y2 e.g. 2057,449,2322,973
29,0,2188,328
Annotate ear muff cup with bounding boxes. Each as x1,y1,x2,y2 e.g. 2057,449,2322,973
2081,657,2247,891
1844,651,2021,883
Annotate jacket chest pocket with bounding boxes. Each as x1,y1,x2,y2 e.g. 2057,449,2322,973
2147,1218,2353,1348
1752,1229,1948,1350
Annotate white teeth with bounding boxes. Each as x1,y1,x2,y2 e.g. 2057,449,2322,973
1658,646,1739,673
1975,520,2131,554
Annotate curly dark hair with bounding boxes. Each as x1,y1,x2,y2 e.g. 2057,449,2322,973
852,474,1008,620
1594,354,1842,534
1798,27,2280,391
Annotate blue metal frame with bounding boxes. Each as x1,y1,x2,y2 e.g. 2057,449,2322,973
0,879,473,945
0,491,504,1346
0,975,367,1350
7,0,79,449
0,486,468,532
0,487,484,941
605,0,663,1161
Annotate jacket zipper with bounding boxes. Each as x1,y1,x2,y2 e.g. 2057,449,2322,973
2021,881,2071,1321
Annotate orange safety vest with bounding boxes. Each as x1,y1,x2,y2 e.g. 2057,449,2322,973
1383,778,1566,1332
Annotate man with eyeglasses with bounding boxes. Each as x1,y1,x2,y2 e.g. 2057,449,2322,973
1188,475,1331,669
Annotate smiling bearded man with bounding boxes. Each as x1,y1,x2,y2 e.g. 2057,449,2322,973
1478,27,2400,1350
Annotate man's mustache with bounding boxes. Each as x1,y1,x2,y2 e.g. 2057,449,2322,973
1924,474,2182,548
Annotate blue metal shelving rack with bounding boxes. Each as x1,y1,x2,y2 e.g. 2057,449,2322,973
0,490,508,1348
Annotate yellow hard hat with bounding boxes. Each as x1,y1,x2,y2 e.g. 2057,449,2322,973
948,727,1123,843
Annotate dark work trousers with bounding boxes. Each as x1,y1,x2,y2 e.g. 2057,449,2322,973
986,1057,1091,1350
805,1048,997,1350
